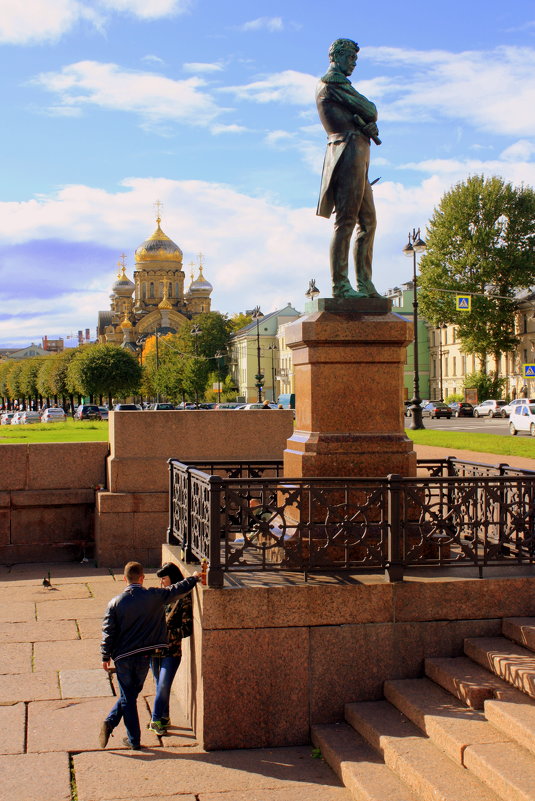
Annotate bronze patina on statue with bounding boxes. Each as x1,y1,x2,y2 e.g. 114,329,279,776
317,38,381,300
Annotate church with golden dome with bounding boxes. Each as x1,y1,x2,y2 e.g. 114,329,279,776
97,212,213,349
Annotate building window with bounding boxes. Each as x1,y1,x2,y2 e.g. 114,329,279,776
149,282,154,298
142,283,146,300
432,358,436,377
159,282,164,298
444,358,449,377
175,282,179,298
453,357,456,376
462,356,466,376
523,315,528,334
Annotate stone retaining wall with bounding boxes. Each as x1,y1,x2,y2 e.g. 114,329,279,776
0,442,108,564
95,410,294,567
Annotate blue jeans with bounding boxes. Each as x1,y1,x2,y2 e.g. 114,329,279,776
151,653,181,722
106,653,151,747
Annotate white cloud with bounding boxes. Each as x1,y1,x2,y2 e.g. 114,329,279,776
98,0,192,19
222,70,316,105
500,140,535,162
32,61,228,127
141,54,165,66
265,130,294,146
238,17,284,33
0,0,189,45
0,0,100,45
211,123,249,134
183,62,224,74
365,45,535,137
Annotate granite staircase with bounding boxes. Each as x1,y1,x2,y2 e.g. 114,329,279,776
312,617,535,801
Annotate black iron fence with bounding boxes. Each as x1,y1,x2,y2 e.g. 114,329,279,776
167,457,535,587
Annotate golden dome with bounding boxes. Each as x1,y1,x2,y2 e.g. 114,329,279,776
135,218,183,263
158,283,173,310
120,313,133,330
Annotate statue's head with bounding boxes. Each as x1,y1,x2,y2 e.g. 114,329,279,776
328,38,359,64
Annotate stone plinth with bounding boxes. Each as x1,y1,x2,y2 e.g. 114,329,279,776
162,540,535,751
283,302,416,478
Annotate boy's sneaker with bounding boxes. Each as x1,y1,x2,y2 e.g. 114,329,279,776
148,719,167,735
122,737,142,750
161,717,170,728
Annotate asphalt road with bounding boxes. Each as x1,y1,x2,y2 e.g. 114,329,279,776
405,413,513,436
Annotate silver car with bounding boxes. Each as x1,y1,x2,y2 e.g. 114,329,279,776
472,400,507,418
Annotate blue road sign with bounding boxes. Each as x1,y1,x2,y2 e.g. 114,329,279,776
523,364,535,378
456,295,471,311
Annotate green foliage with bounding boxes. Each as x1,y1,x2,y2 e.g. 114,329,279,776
444,393,464,404
418,175,535,367
229,312,253,332
37,357,56,399
19,357,47,400
67,344,142,403
142,312,233,402
463,371,506,400
6,360,23,400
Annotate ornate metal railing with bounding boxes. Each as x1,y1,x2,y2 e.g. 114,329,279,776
168,458,535,587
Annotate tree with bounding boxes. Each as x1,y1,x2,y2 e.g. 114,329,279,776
19,358,47,408
229,312,252,332
463,371,506,402
419,175,535,373
6,361,24,406
68,344,142,408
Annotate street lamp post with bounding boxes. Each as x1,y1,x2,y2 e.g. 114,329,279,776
214,350,224,400
402,228,427,430
267,343,278,402
191,324,202,407
251,306,264,402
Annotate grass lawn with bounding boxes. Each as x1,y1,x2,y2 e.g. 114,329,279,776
0,418,108,443
407,428,535,460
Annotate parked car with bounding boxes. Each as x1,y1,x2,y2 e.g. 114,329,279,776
215,402,242,410
509,404,535,436
422,402,452,419
448,402,474,418
148,403,176,410
113,403,141,411
236,402,279,410
20,411,42,424
0,412,15,425
74,404,101,420
473,400,507,418
500,398,535,419
98,406,109,420
41,407,67,423
10,411,24,425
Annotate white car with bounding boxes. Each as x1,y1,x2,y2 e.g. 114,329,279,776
473,400,507,418
509,404,535,437
41,408,67,423
500,398,535,419
235,403,279,409
10,411,24,425
0,412,15,425
20,411,41,424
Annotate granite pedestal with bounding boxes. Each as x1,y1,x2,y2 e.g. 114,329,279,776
283,298,416,479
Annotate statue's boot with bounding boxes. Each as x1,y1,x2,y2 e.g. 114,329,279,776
356,277,382,298
333,279,367,299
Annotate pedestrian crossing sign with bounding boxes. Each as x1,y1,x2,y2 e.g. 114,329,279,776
456,295,471,311
523,364,535,378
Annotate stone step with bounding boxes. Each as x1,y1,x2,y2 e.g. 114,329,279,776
484,698,535,757
383,677,507,765
312,722,418,801
503,618,535,653
464,637,535,699
345,700,502,801
464,740,535,801
425,656,521,709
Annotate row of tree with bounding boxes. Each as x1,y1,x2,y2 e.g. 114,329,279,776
0,312,248,410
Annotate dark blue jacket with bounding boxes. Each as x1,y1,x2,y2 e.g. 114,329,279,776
101,576,198,662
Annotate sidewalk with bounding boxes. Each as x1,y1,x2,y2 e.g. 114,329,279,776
0,562,350,801
414,442,535,472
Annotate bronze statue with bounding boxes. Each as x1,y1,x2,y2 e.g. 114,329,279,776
316,38,381,299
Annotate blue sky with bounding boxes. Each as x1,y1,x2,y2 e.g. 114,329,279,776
1,0,535,346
